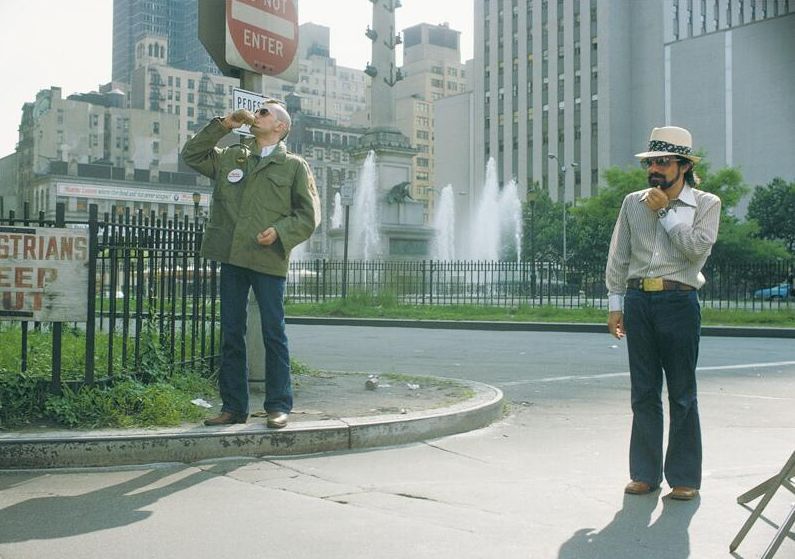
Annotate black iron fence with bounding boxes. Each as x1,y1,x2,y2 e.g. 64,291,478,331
286,258,795,311
1,201,792,391
1,203,220,392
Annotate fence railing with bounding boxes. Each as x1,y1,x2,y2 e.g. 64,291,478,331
1,203,221,392
286,258,795,312
2,201,792,391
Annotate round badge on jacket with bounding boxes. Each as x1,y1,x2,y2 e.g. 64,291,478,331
227,169,244,183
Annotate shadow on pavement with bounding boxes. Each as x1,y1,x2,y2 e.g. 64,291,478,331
0,465,219,543
557,492,700,559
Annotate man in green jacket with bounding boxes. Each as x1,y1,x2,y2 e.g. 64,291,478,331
182,100,320,429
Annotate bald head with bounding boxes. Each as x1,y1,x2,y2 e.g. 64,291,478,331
266,100,291,140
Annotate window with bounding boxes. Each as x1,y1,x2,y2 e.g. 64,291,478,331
153,122,160,134
188,79,195,89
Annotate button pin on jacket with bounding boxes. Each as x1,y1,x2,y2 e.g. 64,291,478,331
227,169,244,183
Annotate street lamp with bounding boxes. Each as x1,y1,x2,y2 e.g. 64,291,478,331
547,154,578,279
192,191,201,223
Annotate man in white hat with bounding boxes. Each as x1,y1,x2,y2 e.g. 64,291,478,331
605,126,721,501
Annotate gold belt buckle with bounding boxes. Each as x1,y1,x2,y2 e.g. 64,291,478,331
642,277,664,291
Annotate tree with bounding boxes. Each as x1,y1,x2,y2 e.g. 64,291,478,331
747,178,795,254
561,159,787,267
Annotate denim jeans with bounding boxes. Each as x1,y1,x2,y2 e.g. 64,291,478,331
218,263,292,416
624,289,702,489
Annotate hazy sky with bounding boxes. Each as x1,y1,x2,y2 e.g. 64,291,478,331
0,0,474,157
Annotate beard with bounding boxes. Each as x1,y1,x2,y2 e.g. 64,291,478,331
647,167,682,190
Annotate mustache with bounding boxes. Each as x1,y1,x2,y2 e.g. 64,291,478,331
648,173,665,181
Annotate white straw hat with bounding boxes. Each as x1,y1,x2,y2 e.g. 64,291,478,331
635,126,701,163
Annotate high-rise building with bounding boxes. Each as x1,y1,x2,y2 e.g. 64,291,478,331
112,0,219,84
395,23,469,220
473,0,795,207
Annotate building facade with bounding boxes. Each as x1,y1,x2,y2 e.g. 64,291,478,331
112,0,219,84
285,95,367,258
473,0,794,209
128,34,239,147
259,24,369,128
395,23,470,220
14,87,210,221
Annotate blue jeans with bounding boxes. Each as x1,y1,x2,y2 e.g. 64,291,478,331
624,289,702,489
218,263,292,415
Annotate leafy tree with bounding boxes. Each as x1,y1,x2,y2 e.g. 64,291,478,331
747,177,795,254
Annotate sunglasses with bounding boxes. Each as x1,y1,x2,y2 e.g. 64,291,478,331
640,156,680,169
256,107,270,116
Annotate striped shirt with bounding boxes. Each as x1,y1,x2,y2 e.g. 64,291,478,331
605,184,721,311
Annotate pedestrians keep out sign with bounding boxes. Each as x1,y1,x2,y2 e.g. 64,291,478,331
0,226,89,322
225,0,299,83
232,88,268,136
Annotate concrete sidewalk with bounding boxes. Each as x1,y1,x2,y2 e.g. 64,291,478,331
0,371,503,469
0,366,792,558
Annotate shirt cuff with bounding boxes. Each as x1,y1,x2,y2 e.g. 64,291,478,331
659,209,685,232
608,293,624,312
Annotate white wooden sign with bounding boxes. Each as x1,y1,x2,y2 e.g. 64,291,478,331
0,226,90,322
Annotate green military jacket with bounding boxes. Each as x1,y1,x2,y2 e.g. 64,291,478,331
181,118,321,278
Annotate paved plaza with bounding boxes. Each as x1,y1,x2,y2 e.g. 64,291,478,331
1,327,793,558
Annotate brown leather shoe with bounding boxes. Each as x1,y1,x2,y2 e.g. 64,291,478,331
668,486,699,500
624,480,657,495
203,411,247,426
266,411,289,429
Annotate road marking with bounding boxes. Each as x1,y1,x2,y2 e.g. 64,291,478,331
501,361,795,386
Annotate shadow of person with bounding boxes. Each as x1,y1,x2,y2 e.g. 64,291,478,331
0,463,221,543
558,492,701,559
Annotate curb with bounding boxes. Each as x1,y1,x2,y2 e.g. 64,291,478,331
286,316,795,338
0,379,503,470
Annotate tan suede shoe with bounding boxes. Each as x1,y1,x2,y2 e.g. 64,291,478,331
203,411,247,426
624,480,657,495
668,486,699,500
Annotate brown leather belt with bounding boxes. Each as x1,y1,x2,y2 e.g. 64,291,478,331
627,278,695,292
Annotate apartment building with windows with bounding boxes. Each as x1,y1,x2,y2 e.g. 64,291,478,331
395,23,469,220
473,0,794,208
259,24,369,128
127,35,239,148
14,87,209,220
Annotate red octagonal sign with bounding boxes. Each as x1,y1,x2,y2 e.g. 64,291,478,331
225,0,299,78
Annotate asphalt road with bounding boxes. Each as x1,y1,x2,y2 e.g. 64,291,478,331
289,324,795,403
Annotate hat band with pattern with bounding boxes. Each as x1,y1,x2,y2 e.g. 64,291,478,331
647,140,692,156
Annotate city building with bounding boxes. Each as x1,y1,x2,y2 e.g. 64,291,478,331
395,23,470,220
0,153,18,217
259,24,369,128
128,34,239,146
473,0,795,210
112,0,219,84
284,94,367,258
14,87,210,221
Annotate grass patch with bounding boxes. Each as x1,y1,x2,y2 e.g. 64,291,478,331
287,299,795,327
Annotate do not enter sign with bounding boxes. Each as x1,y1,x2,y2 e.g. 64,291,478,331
225,0,299,82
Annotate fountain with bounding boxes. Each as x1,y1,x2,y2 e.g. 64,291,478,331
330,192,343,229
467,158,522,261
349,151,381,260
431,184,455,260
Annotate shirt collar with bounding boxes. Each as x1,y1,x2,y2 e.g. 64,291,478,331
675,184,697,207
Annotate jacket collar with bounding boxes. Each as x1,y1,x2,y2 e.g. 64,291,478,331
243,137,287,174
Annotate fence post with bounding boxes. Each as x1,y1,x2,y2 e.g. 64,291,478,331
50,203,65,394
85,205,99,385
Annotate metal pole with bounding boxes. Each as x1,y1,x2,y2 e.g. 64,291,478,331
530,200,536,300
